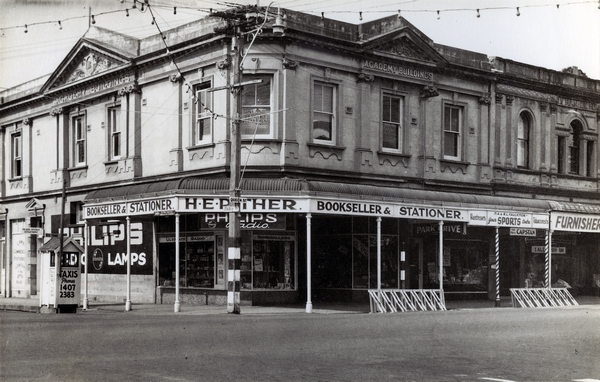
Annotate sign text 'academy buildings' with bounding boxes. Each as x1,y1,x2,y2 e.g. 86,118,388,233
1,6,599,306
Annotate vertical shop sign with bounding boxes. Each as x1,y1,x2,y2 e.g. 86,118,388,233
11,234,28,294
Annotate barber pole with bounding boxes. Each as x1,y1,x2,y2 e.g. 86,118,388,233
495,227,500,307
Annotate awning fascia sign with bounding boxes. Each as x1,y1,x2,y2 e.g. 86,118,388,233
83,194,551,229
469,210,549,229
551,211,600,233
83,197,178,219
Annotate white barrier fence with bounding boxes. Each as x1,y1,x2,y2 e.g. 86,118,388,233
368,289,446,313
510,288,578,308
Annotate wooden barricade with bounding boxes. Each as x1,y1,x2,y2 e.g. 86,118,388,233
368,289,446,313
510,288,578,308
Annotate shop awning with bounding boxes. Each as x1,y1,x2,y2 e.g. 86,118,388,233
84,177,553,212
548,201,600,214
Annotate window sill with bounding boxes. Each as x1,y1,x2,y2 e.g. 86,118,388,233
68,165,88,171
241,138,281,144
307,142,346,151
8,176,23,183
440,158,470,166
186,143,216,151
377,150,410,158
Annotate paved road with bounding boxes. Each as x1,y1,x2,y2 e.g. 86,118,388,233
1,305,599,382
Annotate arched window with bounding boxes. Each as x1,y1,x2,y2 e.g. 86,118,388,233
568,120,583,174
517,112,531,168
558,118,596,177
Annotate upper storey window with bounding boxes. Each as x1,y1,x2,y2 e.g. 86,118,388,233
71,113,86,167
241,75,272,138
557,119,596,177
312,81,337,144
194,82,213,145
443,105,462,160
381,93,403,152
569,121,582,175
517,112,531,168
11,128,22,178
107,106,121,160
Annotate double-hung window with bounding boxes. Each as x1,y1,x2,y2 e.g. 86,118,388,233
195,82,213,145
108,107,121,160
11,130,22,178
241,75,271,138
382,94,403,152
72,115,86,166
312,82,336,143
443,105,462,160
517,112,531,168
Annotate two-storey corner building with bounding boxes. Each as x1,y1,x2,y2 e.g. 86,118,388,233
1,7,598,307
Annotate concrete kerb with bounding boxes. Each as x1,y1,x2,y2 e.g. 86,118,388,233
2,295,599,315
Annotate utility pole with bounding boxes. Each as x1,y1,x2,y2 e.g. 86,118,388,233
213,4,282,314
226,25,244,314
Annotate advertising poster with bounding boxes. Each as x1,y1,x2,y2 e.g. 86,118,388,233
86,218,154,275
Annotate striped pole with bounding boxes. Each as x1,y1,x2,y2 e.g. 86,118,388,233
495,227,500,307
377,217,382,293
438,221,444,291
545,230,552,288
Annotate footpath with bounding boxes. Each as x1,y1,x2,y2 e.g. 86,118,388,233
1,295,599,315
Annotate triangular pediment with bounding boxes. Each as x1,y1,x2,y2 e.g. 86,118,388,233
26,197,45,211
362,27,447,67
42,27,138,92
377,36,433,62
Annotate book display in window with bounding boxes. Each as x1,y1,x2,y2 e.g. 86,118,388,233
186,238,215,288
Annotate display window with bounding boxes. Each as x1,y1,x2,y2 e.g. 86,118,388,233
241,231,296,290
421,238,489,291
158,233,223,288
158,214,297,291
312,216,402,290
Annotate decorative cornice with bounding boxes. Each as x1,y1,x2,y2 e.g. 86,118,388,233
478,94,492,105
118,82,140,96
50,107,63,116
282,58,299,70
420,85,439,99
356,73,375,83
216,59,231,70
169,73,182,83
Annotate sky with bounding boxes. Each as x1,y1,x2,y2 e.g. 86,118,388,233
0,0,599,91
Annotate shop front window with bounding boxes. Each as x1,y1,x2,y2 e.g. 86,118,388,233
442,244,488,291
159,234,217,288
241,232,296,290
